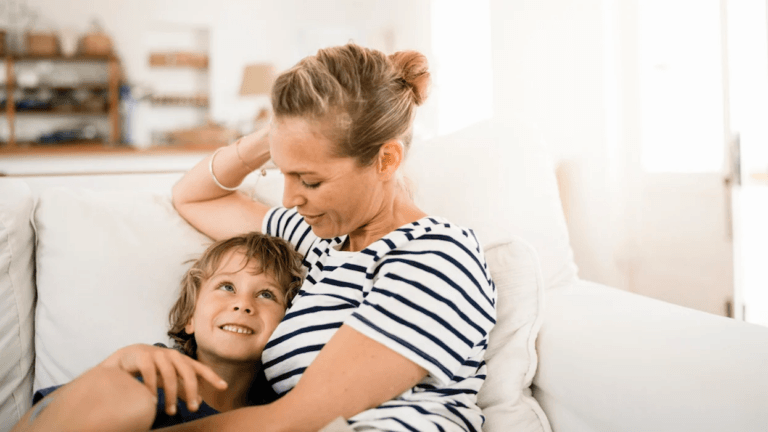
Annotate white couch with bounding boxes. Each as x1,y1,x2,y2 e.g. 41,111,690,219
2,119,768,432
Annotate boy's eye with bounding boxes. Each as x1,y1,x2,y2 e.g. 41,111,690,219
218,283,235,293
258,290,277,301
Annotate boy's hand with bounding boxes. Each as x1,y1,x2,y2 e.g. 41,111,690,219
99,344,227,415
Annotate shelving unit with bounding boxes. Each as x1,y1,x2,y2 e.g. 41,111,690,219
1,54,121,153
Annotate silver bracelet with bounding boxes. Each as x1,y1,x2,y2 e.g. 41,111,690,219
209,147,241,191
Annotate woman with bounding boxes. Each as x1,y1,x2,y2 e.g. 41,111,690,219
169,43,496,432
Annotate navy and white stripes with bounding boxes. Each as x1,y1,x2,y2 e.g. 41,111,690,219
261,207,496,432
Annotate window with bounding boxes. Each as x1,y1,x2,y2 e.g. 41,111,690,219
638,0,725,173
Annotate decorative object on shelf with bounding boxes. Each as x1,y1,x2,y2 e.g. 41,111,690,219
149,51,209,69
37,122,99,144
81,89,108,113
25,31,59,56
149,94,209,107
239,63,276,132
120,84,136,145
58,27,78,57
166,119,238,148
16,69,39,88
79,20,112,56
1,53,122,151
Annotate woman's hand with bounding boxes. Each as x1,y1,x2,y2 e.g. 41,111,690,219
99,344,227,415
236,125,272,170
171,125,273,241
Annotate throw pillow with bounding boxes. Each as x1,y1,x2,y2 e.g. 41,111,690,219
478,238,551,432
0,179,36,431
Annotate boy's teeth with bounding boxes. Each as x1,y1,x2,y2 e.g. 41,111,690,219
221,325,253,334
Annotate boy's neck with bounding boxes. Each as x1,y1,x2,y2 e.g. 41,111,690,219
197,357,259,412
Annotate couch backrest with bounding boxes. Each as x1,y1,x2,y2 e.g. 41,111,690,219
405,119,577,289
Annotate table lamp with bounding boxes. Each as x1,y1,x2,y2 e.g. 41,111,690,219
239,63,276,132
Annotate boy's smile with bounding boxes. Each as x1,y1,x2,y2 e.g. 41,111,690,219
185,249,287,365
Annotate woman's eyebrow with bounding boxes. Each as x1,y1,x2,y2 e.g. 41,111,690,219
284,169,318,176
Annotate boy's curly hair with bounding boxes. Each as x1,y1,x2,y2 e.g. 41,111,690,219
167,232,304,357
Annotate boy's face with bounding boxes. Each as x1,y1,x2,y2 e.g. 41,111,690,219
185,249,287,365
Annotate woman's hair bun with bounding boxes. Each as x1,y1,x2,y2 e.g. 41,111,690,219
389,50,431,106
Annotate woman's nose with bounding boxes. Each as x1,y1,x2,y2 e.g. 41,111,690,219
282,177,305,209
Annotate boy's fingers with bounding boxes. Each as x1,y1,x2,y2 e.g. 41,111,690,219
155,356,179,416
171,357,201,412
191,361,228,390
138,361,158,397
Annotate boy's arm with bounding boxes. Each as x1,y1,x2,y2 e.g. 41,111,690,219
11,365,157,432
11,343,228,432
101,343,227,416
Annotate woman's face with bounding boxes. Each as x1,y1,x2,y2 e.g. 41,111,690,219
269,117,385,239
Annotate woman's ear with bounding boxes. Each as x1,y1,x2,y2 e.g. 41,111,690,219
377,140,404,181
184,317,195,335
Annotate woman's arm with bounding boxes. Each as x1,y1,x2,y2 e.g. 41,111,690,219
156,325,428,432
11,365,157,432
11,344,228,432
171,128,273,241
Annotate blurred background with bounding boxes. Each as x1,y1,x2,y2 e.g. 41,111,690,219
0,0,766,325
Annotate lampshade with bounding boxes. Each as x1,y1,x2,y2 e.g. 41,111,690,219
239,64,276,96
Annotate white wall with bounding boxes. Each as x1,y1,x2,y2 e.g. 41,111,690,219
489,0,630,289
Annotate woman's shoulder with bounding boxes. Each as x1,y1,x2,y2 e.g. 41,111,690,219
375,216,488,270
396,216,483,250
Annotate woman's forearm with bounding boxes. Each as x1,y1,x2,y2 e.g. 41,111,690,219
155,405,275,432
11,366,156,432
171,129,271,208
157,326,426,432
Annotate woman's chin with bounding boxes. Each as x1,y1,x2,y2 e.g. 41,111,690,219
308,222,344,240
309,225,334,239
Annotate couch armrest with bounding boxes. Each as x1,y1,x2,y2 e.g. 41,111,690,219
532,280,768,432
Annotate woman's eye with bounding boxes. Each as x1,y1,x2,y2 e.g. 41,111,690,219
218,283,235,293
300,180,321,189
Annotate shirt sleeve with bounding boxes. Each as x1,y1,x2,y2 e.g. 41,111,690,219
344,230,497,385
261,207,318,259
33,385,62,405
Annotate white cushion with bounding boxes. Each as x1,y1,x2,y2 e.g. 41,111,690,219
478,239,551,432
405,119,577,290
0,179,36,432
32,187,211,390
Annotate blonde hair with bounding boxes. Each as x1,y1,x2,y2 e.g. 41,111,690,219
271,43,430,166
168,232,303,357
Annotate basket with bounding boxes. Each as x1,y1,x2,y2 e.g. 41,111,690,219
80,32,112,56
26,32,60,57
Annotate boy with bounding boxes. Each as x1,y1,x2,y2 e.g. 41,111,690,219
12,232,303,432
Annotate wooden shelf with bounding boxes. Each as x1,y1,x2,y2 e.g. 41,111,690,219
7,108,110,115
9,83,110,91
0,141,219,155
2,54,121,149
7,54,116,62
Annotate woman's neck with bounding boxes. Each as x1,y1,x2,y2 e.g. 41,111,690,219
344,187,426,252
197,358,259,412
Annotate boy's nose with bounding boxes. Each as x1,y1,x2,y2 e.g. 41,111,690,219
233,306,252,314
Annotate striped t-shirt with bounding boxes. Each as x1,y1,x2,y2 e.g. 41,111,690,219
261,207,497,432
